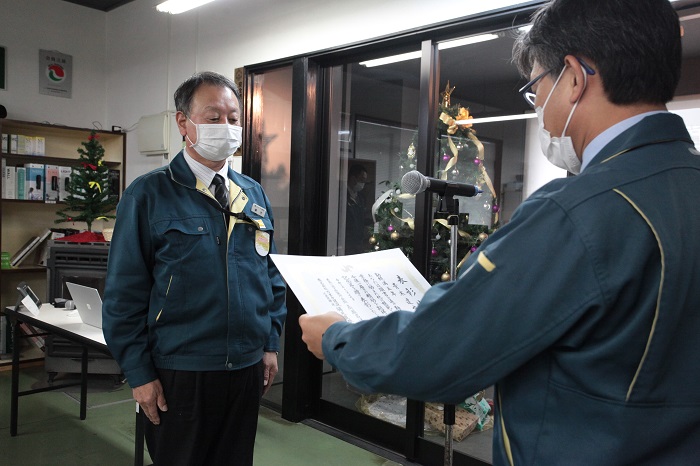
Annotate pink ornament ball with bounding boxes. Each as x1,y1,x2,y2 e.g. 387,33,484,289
470,246,477,252
473,158,481,165
492,204,500,213
387,225,394,232
431,248,438,256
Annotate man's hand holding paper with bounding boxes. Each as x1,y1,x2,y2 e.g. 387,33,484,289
270,248,430,323
299,311,346,359
270,249,430,359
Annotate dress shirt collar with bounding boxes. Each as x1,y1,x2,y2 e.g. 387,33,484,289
182,148,230,187
581,111,667,172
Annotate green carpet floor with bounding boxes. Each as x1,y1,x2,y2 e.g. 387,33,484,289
0,364,403,465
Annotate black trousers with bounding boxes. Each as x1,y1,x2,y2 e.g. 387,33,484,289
144,361,264,466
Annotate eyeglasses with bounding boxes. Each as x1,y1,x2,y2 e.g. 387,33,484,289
518,57,596,108
519,69,552,108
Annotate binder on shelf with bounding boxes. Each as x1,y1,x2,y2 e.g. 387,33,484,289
10,134,18,154
37,228,75,266
10,229,52,267
18,322,45,351
4,165,16,199
1,158,6,198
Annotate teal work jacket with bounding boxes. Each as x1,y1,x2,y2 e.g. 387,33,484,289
323,113,700,465
103,151,287,388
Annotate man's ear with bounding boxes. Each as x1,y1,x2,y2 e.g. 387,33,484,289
563,55,587,104
176,111,188,136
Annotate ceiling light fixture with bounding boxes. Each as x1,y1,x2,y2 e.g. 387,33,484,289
360,33,499,67
359,51,422,68
438,33,500,50
456,113,537,125
156,0,216,14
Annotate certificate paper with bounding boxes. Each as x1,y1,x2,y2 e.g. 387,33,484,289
270,248,431,323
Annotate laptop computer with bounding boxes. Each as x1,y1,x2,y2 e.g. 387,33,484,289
65,282,103,329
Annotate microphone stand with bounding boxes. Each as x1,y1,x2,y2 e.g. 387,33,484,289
435,191,460,466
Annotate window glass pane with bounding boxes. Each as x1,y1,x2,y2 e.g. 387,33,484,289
255,65,292,408
421,26,532,463
324,54,421,426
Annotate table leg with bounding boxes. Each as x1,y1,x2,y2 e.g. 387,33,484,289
80,345,88,420
10,317,20,436
134,403,144,466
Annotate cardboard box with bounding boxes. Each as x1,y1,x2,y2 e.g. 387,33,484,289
58,166,72,201
424,403,479,441
44,164,59,202
16,166,26,200
25,163,44,201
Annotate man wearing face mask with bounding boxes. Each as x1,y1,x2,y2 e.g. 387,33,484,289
103,71,287,465
345,164,372,254
299,1,700,464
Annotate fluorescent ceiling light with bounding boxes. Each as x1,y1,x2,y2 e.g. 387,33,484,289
156,0,215,14
680,13,700,21
438,33,499,50
456,113,537,125
359,51,422,68
359,33,499,67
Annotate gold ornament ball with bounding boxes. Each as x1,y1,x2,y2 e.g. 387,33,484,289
390,231,400,241
441,272,451,282
478,232,489,241
369,236,377,245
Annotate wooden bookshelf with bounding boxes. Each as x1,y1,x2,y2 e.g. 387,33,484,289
1,119,126,363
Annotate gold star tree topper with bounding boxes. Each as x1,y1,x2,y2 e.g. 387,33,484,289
441,81,456,106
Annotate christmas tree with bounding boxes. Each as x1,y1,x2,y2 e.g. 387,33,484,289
369,82,499,284
55,130,117,231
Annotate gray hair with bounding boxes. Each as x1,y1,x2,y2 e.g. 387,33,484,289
513,0,682,105
174,71,240,116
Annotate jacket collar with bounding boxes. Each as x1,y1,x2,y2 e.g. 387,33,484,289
589,112,693,169
168,150,256,191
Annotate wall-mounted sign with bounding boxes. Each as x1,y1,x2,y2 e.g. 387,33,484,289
39,49,72,98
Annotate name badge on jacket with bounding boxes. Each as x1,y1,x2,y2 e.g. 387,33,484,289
251,203,267,217
255,230,270,256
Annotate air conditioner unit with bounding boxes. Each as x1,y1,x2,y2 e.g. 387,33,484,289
137,113,170,155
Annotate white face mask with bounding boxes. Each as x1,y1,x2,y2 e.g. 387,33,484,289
187,118,243,162
536,64,588,175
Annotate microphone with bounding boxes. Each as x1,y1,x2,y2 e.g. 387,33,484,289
401,170,481,197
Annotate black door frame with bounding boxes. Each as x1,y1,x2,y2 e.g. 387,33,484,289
243,4,542,464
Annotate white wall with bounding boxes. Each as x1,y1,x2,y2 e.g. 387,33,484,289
4,1,696,192
104,0,535,184
2,0,532,183
0,0,107,128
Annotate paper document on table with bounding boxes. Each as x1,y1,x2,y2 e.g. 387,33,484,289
270,248,431,323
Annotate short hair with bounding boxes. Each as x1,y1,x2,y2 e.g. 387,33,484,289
174,71,240,116
349,164,367,179
513,0,682,105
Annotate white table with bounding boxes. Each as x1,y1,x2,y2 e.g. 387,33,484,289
4,304,146,466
